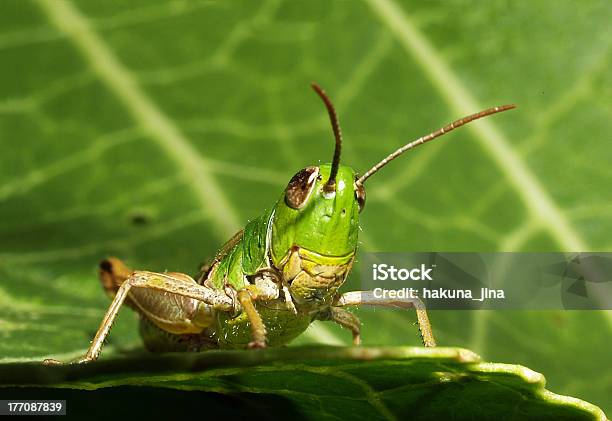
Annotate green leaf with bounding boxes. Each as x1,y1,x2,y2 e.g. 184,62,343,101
0,346,607,420
0,0,610,418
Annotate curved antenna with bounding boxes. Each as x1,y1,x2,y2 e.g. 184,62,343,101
311,82,342,193
356,104,516,186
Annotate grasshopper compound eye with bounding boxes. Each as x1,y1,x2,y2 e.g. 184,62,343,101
285,166,319,210
354,180,366,212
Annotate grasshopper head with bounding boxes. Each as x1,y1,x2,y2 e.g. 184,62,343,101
271,163,364,260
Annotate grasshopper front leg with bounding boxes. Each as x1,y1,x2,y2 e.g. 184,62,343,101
334,290,436,347
238,271,282,349
44,269,235,365
317,307,361,345
236,290,267,348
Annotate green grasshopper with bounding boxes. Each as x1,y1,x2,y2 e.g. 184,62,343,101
44,83,514,364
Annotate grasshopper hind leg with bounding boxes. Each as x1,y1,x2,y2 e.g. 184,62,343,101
44,259,235,365
101,258,218,352
99,257,132,298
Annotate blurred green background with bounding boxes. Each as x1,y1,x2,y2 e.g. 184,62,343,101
0,0,610,415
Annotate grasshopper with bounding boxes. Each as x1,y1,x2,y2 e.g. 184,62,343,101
44,83,514,364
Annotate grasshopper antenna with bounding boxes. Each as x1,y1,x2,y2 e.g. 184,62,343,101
311,82,342,193
356,104,516,186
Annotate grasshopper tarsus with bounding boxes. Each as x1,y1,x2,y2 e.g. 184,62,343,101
42,356,93,365
247,341,267,349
